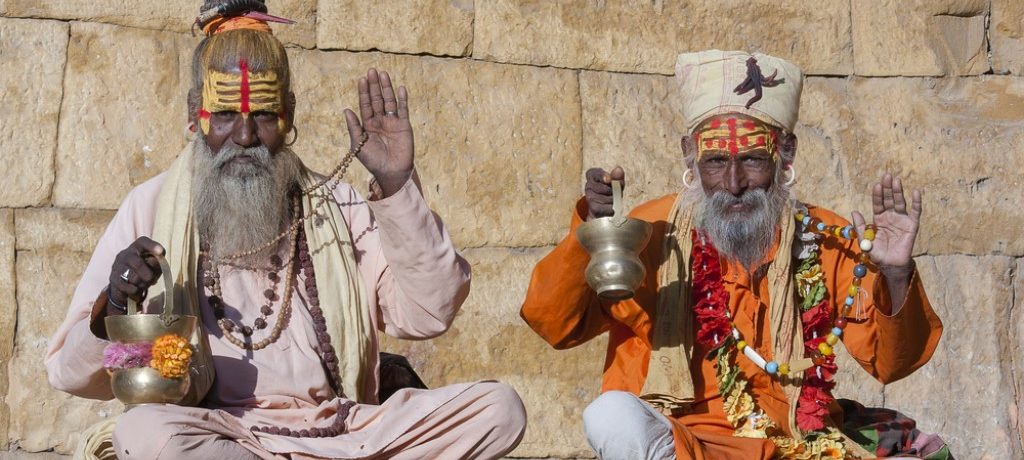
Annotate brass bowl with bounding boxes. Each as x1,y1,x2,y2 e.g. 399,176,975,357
576,216,652,300
110,367,190,406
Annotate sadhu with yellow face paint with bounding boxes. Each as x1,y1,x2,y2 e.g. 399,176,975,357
46,1,526,458
521,51,951,459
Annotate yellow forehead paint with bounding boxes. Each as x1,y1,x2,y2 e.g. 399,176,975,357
696,117,777,160
198,58,286,134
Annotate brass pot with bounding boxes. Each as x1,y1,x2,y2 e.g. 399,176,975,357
576,180,652,300
105,253,196,405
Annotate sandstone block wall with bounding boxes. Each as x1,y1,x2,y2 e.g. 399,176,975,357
1,1,1021,458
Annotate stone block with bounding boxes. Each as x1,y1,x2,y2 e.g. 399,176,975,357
52,22,193,210
881,256,1021,458
852,0,989,76
317,0,473,56
0,18,67,207
1014,259,1024,454
474,0,852,75
15,208,115,253
379,247,604,458
992,0,1024,75
0,0,315,48
290,50,582,248
0,210,14,447
579,71,687,208
8,250,123,453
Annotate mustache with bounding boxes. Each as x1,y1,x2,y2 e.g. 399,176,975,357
213,143,273,171
706,188,768,210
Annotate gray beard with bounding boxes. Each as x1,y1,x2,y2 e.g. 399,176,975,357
191,140,303,266
694,185,789,271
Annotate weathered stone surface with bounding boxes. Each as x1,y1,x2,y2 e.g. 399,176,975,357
992,0,1024,75
882,256,1020,458
0,0,315,48
379,247,603,458
475,0,852,75
317,0,473,56
52,22,193,210
0,210,15,447
291,50,582,248
9,250,123,453
15,208,115,253
0,18,67,207
852,0,989,76
579,71,687,207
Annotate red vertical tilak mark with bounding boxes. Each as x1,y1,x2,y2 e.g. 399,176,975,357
726,118,739,156
240,58,250,115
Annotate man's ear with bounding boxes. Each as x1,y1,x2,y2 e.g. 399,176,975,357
681,135,696,168
780,132,798,163
284,91,297,131
187,87,201,126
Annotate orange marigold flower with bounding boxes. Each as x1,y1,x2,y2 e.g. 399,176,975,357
150,334,192,379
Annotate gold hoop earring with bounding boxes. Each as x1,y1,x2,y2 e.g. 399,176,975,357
285,125,298,146
783,165,797,186
683,169,696,189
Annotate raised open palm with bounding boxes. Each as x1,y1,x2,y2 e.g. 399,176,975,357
344,68,414,197
851,173,922,269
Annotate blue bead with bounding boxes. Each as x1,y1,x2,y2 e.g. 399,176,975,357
832,327,843,337
765,361,779,374
802,216,812,225
842,226,852,239
853,264,868,278
845,296,854,306
816,222,826,231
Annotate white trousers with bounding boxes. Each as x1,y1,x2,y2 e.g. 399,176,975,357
583,391,677,460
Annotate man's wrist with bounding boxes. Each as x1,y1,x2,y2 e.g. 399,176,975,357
879,261,915,281
106,285,129,314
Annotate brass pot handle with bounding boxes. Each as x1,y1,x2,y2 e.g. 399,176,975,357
125,252,176,322
611,180,627,226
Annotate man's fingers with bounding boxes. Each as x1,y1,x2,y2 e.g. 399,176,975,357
892,176,907,214
850,210,867,237
343,109,365,150
367,68,385,116
909,189,923,221
125,258,156,285
881,173,895,212
132,237,165,257
357,77,373,121
871,182,884,215
585,168,607,184
397,86,410,119
610,166,625,182
380,71,398,115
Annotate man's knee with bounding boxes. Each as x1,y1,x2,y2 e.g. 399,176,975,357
475,381,527,442
584,390,645,435
583,390,674,459
112,406,178,459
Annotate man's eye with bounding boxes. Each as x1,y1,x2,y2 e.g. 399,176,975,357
704,157,727,165
253,111,278,120
213,111,237,120
743,157,769,166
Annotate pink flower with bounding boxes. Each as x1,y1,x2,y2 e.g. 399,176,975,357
103,342,153,370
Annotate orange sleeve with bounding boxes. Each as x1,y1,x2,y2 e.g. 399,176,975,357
814,208,943,384
520,198,612,349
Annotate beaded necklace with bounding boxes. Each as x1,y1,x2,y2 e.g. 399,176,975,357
692,210,877,456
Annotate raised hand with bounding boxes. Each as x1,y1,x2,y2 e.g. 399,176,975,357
343,68,414,198
851,173,922,270
584,166,625,220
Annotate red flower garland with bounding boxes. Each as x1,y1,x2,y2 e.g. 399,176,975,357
691,230,839,433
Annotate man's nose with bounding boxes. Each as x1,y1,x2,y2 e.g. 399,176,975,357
232,114,259,147
724,161,746,196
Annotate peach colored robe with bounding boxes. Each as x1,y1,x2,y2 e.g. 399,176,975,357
46,174,525,459
521,195,943,460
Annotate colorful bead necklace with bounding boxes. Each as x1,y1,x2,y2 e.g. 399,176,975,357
692,209,878,456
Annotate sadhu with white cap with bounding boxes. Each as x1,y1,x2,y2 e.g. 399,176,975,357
46,1,526,458
521,50,951,459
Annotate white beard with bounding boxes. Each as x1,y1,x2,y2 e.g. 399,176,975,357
191,140,303,266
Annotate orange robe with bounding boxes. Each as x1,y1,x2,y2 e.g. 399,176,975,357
520,195,943,459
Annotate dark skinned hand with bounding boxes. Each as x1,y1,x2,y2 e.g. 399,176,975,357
107,237,165,316
343,68,415,199
584,166,625,220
